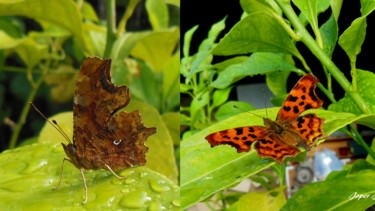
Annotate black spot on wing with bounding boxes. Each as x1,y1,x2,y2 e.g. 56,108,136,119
289,95,298,102
259,139,273,145
304,104,312,110
236,128,243,135
293,106,299,114
284,106,291,112
248,134,257,139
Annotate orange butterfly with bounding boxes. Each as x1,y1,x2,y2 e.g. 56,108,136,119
205,74,325,163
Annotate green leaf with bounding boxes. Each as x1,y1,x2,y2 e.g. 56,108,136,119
282,160,375,210
366,137,375,165
82,22,106,56
329,69,375,115
0,0,85,49
81,1,99,22
180,108,363,209
186,17,226,79
319,14,338,57
292,0,330,32
15,37,48,69
214,101,256,121
128,60,161,110
130,27,179,72
165,0,180,7
213,56,249,72
161,112,180,146
360,0,375,16
0,31,23,49
266,71,291,96
111,32,148,66
117,0,141,36
240,0,282,16
331,0,343,20
146,0,169,30
182,25,198,58
38,100,178,184
212,86,233,109
190,91,209,125
338,16,367,62
163,51,180,112
212,13,301,57
238,186,286,211
0,143,179,209
0,17,24,38
44,65,76,103
211,52,304,89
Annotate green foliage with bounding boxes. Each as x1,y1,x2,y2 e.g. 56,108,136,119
282,160,375,210
0,142,179,210
181,0,375,210
329,69,375,115
0,0,180,147
0,0,180,208
180,109,371,209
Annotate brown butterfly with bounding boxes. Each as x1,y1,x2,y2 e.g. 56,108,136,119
32,57,156,203
205,74,325,163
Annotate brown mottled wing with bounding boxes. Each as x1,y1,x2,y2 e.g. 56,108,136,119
205,126,269,153
254,135,300,164
72,57,156,171
276,74,323,122
290,113,325,149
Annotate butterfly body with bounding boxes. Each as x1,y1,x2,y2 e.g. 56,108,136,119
206,74,325,163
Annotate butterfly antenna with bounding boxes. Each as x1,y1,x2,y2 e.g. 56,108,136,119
29,102,72,144
233,105,263,119
262,89,269,118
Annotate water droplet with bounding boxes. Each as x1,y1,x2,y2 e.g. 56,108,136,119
111,177,123,185
149,179,171,193
120,190,151,209
2,160,27,173
119,169,136,177
204,176,213,180
140,172,148,178
125,177,136,185
120,188,130,194
171,199,180,207
22,159,48,174
148,201,166,211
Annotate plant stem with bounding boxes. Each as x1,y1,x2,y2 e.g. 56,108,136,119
103,0,116,58
349,124,375,160
1,66,29,73
276,0,370,114
8,64,50,148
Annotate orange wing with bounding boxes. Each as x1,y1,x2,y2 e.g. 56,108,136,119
205,126,268,153
254,134,300,163
290,113,325,150
276,74,323,122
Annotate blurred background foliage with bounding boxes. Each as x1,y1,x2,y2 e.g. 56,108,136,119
0,0,180,153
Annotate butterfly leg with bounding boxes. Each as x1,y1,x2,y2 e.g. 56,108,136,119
79,169,89,204
105,164,126,179
53,157,72,190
